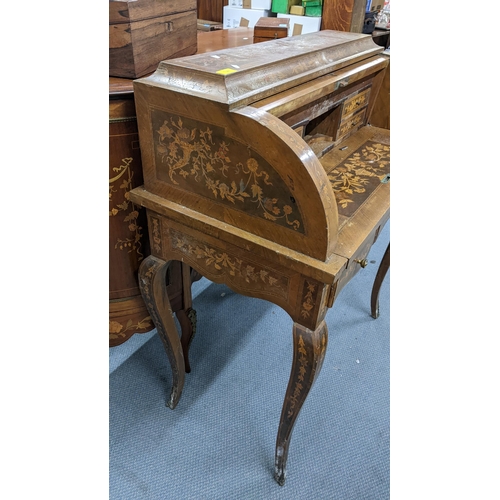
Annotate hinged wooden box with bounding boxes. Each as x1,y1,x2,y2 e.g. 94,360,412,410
109,0,198,79
253,17,290,43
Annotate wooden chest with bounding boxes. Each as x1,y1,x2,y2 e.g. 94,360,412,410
109,0,198,78
253,17,290,43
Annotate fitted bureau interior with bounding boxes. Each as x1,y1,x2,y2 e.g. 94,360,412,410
252,55,387,160
251,54,389,234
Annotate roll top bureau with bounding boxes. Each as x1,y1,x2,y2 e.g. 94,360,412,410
129,30,390,485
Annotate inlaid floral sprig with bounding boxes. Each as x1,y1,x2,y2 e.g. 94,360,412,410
109,157,144,260
156,116,300,230
329,142,390,209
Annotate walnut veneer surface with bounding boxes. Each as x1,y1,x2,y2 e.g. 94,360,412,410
127,29,389,485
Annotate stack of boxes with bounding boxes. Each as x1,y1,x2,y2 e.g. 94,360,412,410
223,0,322,35
273,0,322,35
301,0,323,16
223,0,275,29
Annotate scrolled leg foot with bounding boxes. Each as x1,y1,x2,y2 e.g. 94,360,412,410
274,445,288,486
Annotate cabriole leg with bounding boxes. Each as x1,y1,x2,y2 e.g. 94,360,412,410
138,255,185,409
274,320,328,485
176,263,197,373
176,309,196,373
371,243,390,319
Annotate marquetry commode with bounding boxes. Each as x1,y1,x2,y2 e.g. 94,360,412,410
109,77,199,352
129,30,390,485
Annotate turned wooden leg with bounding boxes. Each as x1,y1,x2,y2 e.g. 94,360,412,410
371,243,390,319
176,263,197,373
275,320,328,485
138,255,185,409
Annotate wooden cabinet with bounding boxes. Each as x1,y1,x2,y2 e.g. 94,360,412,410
321,0,366,33
109,82,153,345
109,0,198,78
109,79,198,352
368,54,390,129
197,0,228,22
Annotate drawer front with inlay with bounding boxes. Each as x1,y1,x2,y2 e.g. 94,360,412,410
341,87,371,121
336,108,366,141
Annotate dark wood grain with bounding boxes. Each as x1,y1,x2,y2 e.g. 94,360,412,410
109,0,198,78
322,0,366,33
197,0,228,22
368,54,390,129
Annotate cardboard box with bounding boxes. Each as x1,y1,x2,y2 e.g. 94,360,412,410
290,5,305,15
369,1,384,11
305,6,322,15
302,0,322,16
223,6,274,28
228,0,243,7
301,0,322,6
277,13,321,35
272,0,301,14
243,0,272,9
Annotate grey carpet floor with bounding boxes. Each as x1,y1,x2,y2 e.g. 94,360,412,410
109,222,390,499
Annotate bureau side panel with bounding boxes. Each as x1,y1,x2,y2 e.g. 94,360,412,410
133,83,338,260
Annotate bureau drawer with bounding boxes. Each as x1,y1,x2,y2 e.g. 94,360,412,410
333,220,388,302
253,27,288,39
254,36,286,43
341,87,371,120
336,108,366,141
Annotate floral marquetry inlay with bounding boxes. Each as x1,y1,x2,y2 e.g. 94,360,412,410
170,229,289,299
301,281,318,319
328,140,390,218
109,317,152,341
109,156,145,261
287,335,308,419
151,110,303,233
150,216,162,255
286,329,327,419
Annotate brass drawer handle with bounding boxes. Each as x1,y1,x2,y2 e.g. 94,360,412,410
354,258,368,268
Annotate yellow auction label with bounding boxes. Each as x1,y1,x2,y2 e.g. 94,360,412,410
216,68,238,75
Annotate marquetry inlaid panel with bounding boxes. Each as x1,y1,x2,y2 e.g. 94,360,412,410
151,110,304,232
328,140,390,219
